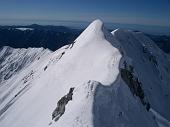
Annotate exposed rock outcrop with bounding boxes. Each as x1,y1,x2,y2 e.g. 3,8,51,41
121,62,150,111
52,87,74,121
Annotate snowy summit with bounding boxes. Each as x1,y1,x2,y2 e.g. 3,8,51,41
0,19,170,127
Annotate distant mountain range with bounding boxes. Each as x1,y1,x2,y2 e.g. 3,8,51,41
147,34,170,53
0,24,170,53
0,24,81,51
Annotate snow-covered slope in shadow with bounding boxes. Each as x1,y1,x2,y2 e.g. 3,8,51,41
111,29,170,126
91,27,161,127
0,20,169,127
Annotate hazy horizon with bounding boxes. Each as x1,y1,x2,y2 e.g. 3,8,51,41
1,0,170,35
0,19,170,36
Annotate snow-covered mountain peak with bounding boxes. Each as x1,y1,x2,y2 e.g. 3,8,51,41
75,19,115,47
75,19,104,40
81,19,103,32
55,19,122,86
0,20,170,127
87,19,103,28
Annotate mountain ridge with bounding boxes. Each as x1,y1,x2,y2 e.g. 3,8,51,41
0,19,170,127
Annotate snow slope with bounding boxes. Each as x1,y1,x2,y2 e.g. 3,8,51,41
113,29,170,118
0,19,170,127
0,46,52,118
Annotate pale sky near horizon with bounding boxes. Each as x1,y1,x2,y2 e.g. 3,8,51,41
0,0,170,27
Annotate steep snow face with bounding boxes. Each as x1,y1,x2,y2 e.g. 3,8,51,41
0,20,170,127
112,29,170,126
0,46,51,117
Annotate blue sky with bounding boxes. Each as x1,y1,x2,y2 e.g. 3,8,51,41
0,0,170,27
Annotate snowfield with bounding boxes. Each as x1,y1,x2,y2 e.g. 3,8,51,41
15,28,34,31
0,19,170,127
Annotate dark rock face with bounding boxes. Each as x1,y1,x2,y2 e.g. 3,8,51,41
121,62,150,111
52,87,74,121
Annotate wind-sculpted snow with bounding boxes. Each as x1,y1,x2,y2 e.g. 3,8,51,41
0,20,170,127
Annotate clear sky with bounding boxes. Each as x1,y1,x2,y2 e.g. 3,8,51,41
0,0,170,27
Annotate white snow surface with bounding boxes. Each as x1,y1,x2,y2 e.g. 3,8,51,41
15,28,34,31
0,19,170,127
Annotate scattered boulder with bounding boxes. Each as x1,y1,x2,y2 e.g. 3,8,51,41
142,45,158,66
142,45,148,53
69,41,76,49
149,54,157,66
44,66,47,71
58,52,65,59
